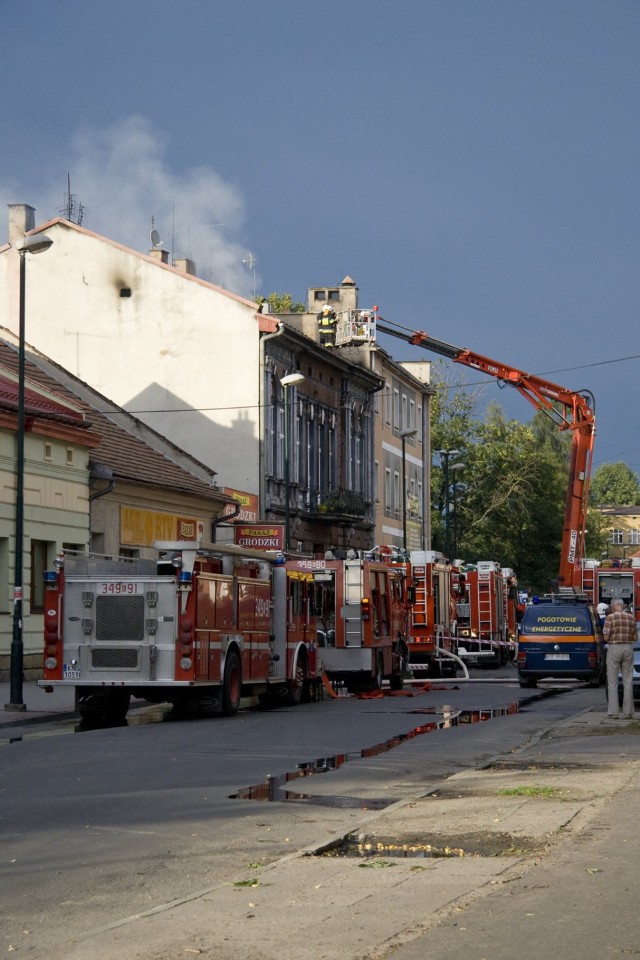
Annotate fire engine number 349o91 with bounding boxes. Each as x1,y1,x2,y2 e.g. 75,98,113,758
99,582,139,594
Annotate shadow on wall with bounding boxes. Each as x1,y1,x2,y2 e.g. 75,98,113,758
123,382,257,484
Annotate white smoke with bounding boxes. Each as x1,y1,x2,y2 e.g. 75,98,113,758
2,115,260,297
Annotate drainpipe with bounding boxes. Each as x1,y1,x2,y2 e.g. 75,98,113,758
88,463,115,551
89,462,115,502
258,321,284,520
210,500,241,542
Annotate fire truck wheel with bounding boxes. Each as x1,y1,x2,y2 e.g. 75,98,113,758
221,650,242,716
373,653,384,690
286,653,309,706
76,689,131,724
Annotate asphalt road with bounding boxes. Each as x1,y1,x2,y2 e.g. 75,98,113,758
0,672,611,958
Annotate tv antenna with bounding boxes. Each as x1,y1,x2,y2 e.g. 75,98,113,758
243,252,257,299
60,173,85,225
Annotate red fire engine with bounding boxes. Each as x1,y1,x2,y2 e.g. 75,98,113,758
401,550,460,677
40,541,319,722
311,550,408,691
575,557,640,624
456,561,516,665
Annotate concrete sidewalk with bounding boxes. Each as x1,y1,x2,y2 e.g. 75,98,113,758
33,701,640,960
1,680,76,726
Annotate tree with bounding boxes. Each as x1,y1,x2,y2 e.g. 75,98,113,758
257,292,305,314
590,462,640,506
429,365,479,553
454,405,568,591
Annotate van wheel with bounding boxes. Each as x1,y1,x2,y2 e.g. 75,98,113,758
519,676,537,688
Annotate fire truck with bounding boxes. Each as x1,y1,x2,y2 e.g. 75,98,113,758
401,550,460,676
311,550,408,691
575,557,640,624
455,561,517,665
39,541,320,722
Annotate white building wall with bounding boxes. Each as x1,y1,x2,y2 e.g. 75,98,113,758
1,220,261,494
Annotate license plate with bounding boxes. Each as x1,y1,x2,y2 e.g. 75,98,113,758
63,668,81,679
545,653,570,661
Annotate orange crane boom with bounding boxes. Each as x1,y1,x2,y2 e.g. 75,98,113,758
376,317,595,586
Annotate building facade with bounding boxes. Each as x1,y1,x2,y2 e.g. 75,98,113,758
0,335,234,678
280,279,433,551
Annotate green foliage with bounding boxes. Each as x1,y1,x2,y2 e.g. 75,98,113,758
257,292,305,313
590,462,640,506
457,405,567,590
429,371,608,592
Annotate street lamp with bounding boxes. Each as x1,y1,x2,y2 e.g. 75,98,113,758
280,373,305,552
401,428,417,552
450,462,465,558
5,231,53,713
437,449,461,560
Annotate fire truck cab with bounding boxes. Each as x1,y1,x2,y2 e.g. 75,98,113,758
39,542,319,722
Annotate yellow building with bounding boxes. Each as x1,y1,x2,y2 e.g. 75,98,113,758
598,505,640,561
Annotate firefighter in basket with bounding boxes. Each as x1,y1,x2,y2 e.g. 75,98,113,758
317,303,337,347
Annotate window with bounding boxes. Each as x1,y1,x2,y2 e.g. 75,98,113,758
629,529,640,545
44,443,52,461
30,540,55,613
385,383,392,424
611,529,623,545
393,389,400,431
393,471,400,519
384,468,392,513
327,290,340,301
119,548,140,559
66,448,74,465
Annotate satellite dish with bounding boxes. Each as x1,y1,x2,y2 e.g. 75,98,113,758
150,228,163,248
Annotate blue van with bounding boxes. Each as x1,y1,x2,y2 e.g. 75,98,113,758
517,594,605,688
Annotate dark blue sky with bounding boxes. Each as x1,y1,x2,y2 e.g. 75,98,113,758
2,0,638,471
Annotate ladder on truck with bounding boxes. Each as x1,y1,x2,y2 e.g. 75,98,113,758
477,572,495,648
576,562,596,601
411,563,428,632
343,560,365,647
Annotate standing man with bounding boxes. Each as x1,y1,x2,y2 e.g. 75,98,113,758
604,598,637,719
317,303,337,347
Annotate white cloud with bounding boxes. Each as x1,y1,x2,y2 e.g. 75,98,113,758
2,115,260,297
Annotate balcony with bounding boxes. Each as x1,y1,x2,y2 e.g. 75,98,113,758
315,489,369,519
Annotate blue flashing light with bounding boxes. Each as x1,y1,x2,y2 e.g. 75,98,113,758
44,570,58,583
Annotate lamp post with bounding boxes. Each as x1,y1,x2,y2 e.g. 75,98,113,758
280,373,305,552
437,449,461,560
450,462,465,558
5,232,53,713
401,428,417,552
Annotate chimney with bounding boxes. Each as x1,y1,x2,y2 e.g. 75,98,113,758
149,248,169,265
8,204,36,245
174,257,196,276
